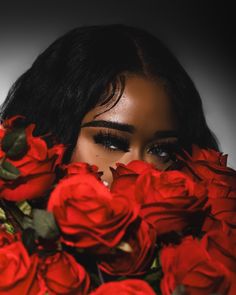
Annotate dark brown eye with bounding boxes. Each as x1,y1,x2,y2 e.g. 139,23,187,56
147,142,179,162
93,131,130,152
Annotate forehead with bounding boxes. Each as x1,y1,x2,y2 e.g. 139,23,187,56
82,76,178,134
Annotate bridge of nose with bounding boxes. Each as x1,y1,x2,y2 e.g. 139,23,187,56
118,146,146,165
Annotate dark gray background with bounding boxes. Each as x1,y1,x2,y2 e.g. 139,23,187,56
0,0,235,168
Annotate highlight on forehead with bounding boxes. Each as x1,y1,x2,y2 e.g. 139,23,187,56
95,75,126,118
94,72,171,119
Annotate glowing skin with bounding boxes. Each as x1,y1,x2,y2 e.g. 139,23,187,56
70,75,179,186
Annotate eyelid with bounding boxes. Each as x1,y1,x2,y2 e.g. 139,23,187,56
92,130,181,155
93,130,130,141
93,130,130,152
148,137,179,145
147,140,181,159
146,139,179,151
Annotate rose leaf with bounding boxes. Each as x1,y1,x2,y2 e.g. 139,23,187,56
2,128,28,160
32,209,60,240
0,160,20,180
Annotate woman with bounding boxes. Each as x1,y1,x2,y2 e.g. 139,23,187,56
1,24,236,295
0,24,219,185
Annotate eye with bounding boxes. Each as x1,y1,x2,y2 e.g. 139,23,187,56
147,142,179,163
93,131,130,152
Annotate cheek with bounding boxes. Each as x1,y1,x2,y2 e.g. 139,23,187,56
71,135,101,165
70,134,118,184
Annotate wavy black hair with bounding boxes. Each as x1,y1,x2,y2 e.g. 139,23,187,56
0,24,219,163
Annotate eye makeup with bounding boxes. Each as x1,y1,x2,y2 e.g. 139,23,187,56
93,130,130,152
146,141,181,163
92,130,181,163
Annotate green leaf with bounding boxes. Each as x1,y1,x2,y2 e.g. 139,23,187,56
0,160,20,180
2,128,28,160
16,200,32,216
0,207,6,221
3,222,15,234
151,257,159,269
32,209,60,240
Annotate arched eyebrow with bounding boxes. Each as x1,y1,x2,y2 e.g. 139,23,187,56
81,120,179,139
81,120,135,133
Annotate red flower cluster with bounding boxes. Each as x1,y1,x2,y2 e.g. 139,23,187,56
160,232,236,295
1,116,236,294
111,160,207,238
0,116,65,201
159,145,236,294
48,162,140,254
90,279,156,294
0,229,90,294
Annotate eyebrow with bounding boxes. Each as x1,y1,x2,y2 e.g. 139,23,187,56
81,120,135,133
81,120,179,139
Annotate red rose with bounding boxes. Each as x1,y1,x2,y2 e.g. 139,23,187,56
39,251,90,295
177,144,236,188
189,144,228,164
203,230,236,294
62,162,102,178
0,241,40,294
48,172,139,253
135,169,207,236
160,235,234,295
113,160,156,176
0,120,65,201
202,230,236,277
203,179,236,233
110,160,156,199
175,146,236,234
90,279,156,295
0,241,31,287
99,220,156,276
193,230,236,294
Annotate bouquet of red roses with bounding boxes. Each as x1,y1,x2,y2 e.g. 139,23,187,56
0,116,236,295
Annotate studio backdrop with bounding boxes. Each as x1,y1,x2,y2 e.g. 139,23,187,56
0,0,235,167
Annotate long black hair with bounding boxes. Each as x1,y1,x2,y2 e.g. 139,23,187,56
0,24,220,162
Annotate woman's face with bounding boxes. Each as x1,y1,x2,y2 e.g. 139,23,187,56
71,75,179,186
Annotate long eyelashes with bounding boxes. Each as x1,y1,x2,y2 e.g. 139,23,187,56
93,130,181,161
93,131,130,152
147,141,181,162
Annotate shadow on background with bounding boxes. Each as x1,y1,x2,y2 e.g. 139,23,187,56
0,0,235,167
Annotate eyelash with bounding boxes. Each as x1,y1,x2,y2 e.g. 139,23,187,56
93,131,130,152
93,130,180,162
